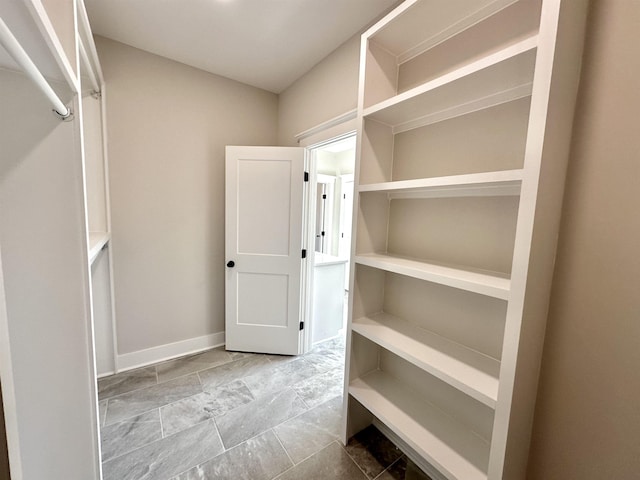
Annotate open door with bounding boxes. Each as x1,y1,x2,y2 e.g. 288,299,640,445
225,146,306,355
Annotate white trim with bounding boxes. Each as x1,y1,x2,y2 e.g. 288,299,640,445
295,109,357,143
117,332,225,372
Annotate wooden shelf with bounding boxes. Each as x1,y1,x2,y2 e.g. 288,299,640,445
354,253,510,300
350,370,489,480
358,169,523,198
368,0,519,64
363,36,537,133
88,232,110,265
353,312,499,407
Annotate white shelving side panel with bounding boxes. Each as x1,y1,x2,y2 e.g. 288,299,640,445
350,370,490,480
353,312,500,407
354,253,510,300
364,36,537,133
358,169,523,198
88,232,110,265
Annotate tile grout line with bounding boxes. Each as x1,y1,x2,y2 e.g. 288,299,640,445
101,413,214,467
158,407,165,438
100,348,236,402
271,428,296,467
341,440,375,480
373,455,403,480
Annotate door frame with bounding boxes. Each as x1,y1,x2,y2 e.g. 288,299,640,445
300,130,357,353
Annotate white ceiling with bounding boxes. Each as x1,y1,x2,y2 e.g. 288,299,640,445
84,0,398,93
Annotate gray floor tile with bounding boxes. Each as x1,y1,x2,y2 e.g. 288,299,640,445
292,366,344,408
102,419,224,480
274,395,342,464
228,350,253,361
101,410,162,462
345,425,403,479
275,441,367,480
99,400,108,427
175,430,292,480
303,351,344,372
215,388,308,449
98,366,157,400
376,456,406,480
199,355,271,390
156,348,234,383
376,456,433,480
264,353,299,364
242,357,323,398
161,380,254,436
105,374,202,425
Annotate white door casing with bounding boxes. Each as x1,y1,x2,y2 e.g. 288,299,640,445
225,146,305,355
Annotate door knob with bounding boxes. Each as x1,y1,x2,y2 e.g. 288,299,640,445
226,260,235,268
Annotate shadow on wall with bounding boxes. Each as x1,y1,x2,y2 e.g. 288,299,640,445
0,381,10,480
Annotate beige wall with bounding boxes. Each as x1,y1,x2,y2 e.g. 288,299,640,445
277,35,361,146
96,37,278,355
527,1,640,477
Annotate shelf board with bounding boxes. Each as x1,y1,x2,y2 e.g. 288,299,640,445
368,0,519,64
354,253,510,300
358,169,523,198
353,312,499,407
363,35,537,133
88,232,110,265
350,370,489,480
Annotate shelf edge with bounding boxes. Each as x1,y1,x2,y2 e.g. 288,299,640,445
354,254,511,300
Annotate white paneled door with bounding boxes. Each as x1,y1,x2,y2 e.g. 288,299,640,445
225,146,305,355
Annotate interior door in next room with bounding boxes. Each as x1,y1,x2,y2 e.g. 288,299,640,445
225,146,305,355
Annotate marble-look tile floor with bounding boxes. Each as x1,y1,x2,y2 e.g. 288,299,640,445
97,336,432,480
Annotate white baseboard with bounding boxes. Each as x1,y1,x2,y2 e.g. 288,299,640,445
116,331,225,373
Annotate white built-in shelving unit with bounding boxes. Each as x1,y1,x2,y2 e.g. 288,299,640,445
342,0,588,479
0,1,113,477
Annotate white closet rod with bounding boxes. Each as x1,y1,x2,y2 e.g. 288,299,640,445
0,17,71,120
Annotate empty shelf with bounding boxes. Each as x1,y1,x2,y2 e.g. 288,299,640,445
368,0,519,63
358,169,523,198
353,312,500,407
364,36,537,133
350,370,489,480
354,253,510,300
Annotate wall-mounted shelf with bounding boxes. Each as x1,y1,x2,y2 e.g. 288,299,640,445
363,36,537,133
368,0,519,65
358,169,523,198
354,254,510,300
350,370,490,480
353,313,499,407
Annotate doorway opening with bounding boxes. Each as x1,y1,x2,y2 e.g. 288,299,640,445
304,133,356,351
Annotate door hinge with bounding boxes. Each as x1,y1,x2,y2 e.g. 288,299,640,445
304,171,309,182
299,321,304,331
322,194,327,199
321,231,325,237
302,249,307,259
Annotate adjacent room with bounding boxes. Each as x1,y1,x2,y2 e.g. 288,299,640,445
0,1,638,480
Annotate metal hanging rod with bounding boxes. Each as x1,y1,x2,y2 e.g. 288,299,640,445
0,16,72,120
